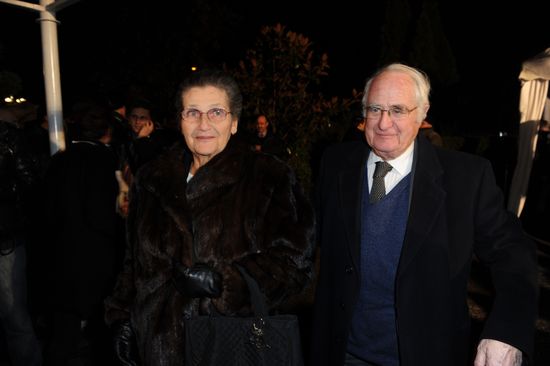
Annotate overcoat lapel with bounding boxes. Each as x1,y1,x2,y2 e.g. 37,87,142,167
338,143,369,271
399,137,446,273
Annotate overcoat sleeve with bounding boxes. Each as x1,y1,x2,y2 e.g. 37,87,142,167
473,159,538,356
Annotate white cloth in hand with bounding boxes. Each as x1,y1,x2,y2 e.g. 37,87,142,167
474,339,523,366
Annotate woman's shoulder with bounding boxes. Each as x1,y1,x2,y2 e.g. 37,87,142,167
247,150,294,179
223,138,291,177
134,144,188,188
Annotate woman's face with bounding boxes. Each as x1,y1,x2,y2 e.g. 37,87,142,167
180,86,238,166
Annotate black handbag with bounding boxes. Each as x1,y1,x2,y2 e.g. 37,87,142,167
184,265,304,366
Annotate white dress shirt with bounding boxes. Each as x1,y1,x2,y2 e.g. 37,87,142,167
367,142,415,194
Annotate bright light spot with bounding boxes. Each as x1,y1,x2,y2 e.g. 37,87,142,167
3,96,27,104
191,66,198,71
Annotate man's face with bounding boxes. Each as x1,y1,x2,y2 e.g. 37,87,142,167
129,107,152,134
364,71,422,160
256,116,268,135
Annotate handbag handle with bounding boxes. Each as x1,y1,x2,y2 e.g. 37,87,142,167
235,264,269,317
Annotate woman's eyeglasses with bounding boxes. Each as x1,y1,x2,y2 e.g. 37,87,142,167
181,108,232,123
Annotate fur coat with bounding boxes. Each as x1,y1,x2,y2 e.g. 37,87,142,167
105,138,315,366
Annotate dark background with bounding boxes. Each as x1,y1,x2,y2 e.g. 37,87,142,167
0,0,548,136
1,2,549,364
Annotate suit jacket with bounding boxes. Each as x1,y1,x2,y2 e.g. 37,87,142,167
310,136,538,366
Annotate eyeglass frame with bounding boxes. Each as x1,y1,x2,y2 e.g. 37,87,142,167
364,105,418,120
180,107,233,123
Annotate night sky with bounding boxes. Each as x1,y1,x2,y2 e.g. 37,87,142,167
1,0,548,134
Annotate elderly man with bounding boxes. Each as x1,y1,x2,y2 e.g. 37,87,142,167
311,63,538,366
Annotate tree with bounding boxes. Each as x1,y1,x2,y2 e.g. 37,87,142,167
229,24,361,191
378,0,459,134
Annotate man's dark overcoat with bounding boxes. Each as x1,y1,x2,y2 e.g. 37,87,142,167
310,136,538,366
105,139,314,366
45,141,119,317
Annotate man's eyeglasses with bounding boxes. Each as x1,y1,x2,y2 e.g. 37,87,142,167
181,108,232,123
365,105,417,121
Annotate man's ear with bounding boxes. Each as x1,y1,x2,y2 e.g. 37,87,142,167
421,104,430,121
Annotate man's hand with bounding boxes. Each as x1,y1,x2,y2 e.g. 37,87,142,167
474,339,523,366
115,170,130,218
116,190,129,217
137,120,154,138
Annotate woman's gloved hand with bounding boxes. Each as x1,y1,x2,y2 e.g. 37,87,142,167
172,262,222,298
112,319,138,366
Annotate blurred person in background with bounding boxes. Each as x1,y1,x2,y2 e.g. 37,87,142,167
0,108,42,366
250,114,287,158
43,101,120,365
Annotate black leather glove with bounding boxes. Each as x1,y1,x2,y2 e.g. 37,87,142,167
112,319,138,366
172,262,222,298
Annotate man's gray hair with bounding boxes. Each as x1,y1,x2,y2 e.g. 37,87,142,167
362,63,430,123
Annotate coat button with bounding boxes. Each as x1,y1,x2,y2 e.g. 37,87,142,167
345,265,354,274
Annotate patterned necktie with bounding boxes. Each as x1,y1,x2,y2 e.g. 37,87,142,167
369,161,393,203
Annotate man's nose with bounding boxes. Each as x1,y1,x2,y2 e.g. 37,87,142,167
378,110,393,128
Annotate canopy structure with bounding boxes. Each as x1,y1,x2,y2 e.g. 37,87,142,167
0,0,80,154
508,48,550,216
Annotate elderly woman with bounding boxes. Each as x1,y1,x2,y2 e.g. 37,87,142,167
105,69,315,365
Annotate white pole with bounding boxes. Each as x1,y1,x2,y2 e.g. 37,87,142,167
39,0,65,154
0,0,44,11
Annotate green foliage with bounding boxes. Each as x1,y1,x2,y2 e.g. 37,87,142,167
228,24,361,191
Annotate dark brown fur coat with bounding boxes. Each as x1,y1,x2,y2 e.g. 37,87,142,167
105,138,315,365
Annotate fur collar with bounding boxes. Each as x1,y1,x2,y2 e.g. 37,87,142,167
135,138,250,224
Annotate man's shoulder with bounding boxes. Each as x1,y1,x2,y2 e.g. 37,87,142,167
323,140,367,160
421,144,493,183
432,146,489,168
268,132,284,143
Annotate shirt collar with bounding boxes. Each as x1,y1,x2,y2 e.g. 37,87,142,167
367,141,415,177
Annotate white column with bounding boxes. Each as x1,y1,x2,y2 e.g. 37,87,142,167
39,0,65,154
